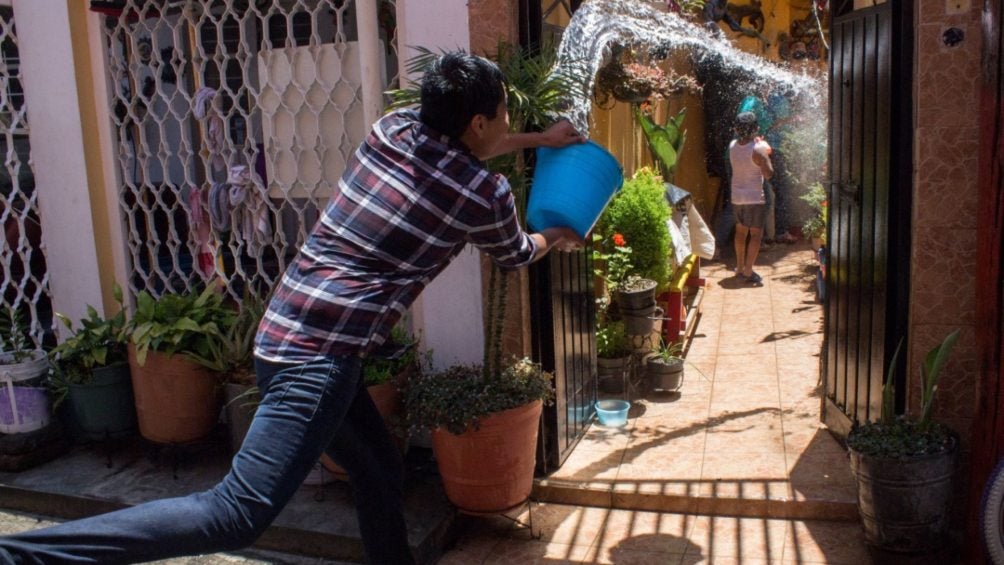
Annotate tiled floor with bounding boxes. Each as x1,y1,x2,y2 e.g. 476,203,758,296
438,242,870,563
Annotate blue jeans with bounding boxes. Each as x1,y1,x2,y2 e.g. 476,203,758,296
0,356,413,565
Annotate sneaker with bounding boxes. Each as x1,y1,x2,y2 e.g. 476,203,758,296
746,272,763,285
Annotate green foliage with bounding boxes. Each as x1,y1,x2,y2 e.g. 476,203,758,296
591,232,634,292
209,289,267,385
596,318,631,359
596,168,672,290
650,338,683,363
0,306,37,363
406,357,554,435
847,330,961,458
362,325,420,387
800,182,827,240
51,283,129,384
636,106,687,183
129,286,236,371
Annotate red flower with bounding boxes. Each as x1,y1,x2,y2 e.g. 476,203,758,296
612,233,626,247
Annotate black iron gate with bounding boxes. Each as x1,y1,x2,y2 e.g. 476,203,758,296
823,1,913,435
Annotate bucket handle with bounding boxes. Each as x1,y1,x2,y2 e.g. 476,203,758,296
2,370,20,426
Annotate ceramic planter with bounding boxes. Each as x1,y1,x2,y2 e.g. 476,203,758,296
597,355,630,394
647,356,684,391
320,381,407,480
432,399,542,514
128,346,222,444
616,279,657,311
66,363,136,441
849,434,958,553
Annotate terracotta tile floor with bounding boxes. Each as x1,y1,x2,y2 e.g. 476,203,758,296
439,242,871,564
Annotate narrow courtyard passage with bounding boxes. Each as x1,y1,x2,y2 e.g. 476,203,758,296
435,241,870,564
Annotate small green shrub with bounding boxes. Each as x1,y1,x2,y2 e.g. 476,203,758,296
51,283,129,384
847,330,960,458
407,357,553,435
596,168,672,290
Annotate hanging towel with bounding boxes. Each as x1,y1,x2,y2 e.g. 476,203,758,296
227,165,272,255
192,87,226,172
208,181,231,233
187,186,216,278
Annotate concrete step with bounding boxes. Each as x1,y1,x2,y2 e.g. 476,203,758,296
532,477,859,521
0,433,456,564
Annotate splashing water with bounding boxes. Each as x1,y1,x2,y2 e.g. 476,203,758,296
553,0,823,134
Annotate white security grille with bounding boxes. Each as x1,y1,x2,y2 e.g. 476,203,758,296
0,5,51,347
99,0,398,301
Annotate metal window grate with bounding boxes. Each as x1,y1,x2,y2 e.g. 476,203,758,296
0,5,52,348
100,0,398,301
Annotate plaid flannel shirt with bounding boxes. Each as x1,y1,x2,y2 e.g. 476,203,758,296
254,109,538,363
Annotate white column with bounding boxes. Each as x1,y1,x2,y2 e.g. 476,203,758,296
12,0,104,326
395,1,481,370
356,0,385,126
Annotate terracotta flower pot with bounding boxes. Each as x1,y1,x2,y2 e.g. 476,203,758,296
128,346,221,444
319,382,407,479
431,399,542,514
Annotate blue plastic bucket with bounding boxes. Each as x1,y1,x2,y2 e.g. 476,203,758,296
595,399,630,427
527,140,623,238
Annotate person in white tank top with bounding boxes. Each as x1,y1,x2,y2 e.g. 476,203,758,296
728,111,774,285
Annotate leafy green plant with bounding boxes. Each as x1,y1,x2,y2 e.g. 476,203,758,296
0,306,38,363
407,357,553,435
129,286,236,370
800,182,827,241
650,338,683,363
636,106,687,183
596,168,672,290
208,289,266,386
50,283,129,384
592,232,634,292
847,330,961,458
596,319,631,359
363,325,421,387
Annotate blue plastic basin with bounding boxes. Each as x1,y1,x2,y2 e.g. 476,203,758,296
595,399,630,427
527,140,623,238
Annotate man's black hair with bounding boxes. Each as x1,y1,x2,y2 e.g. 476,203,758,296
419,52,506,139
734,111,758,138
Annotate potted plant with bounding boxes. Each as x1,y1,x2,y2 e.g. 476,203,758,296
846,329,960,554
210,290,266,455
127,286,236,444
594,45,699,106
597,168,672,294
407,356,553,513
321,324,420,479
50,283,136,441
646,338,684,392
596,315,631,394
800,181,827,250
0,306,50,435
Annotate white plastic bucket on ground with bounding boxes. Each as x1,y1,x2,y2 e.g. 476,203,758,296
0,350,51,434
527,140,623,238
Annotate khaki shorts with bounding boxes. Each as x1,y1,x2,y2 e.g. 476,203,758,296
734,204,767,230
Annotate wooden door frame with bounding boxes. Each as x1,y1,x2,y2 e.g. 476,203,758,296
966,0,1004,561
